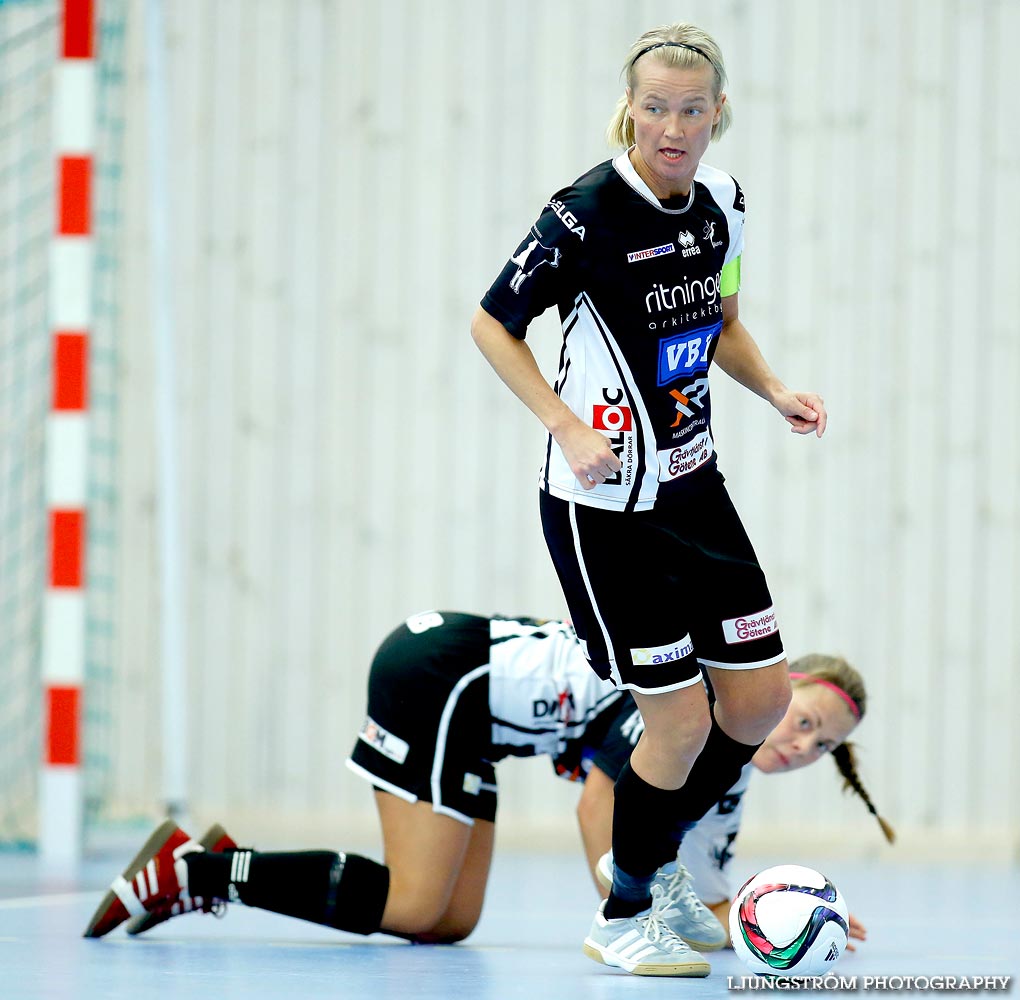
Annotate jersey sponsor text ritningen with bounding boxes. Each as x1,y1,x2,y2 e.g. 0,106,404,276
644,273,720,314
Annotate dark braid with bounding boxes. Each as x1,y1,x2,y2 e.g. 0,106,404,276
832,742,896,844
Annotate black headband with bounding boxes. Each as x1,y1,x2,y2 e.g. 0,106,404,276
630,41,713,69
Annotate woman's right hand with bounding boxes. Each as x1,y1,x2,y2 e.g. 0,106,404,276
555,418,623,489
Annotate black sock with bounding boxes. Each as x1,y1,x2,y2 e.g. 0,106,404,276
186,849,390,936
604,761,680,919
669,707,761,832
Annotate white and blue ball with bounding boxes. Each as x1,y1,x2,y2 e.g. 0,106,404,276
729,864,850,978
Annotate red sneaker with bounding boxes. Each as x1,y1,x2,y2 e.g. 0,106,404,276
124,822,238,936
82,819,211,938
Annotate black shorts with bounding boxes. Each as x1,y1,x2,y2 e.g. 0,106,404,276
539,476,785,694
346,612,497,826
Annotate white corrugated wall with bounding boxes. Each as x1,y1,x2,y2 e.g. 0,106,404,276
104,0,1019,858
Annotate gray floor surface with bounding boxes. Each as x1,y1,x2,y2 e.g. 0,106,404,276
0,845,1015,999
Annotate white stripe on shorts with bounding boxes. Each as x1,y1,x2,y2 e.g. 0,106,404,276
625,672,704,695
697,650,787,670
430,663,490,825
567,499,622,686
344,758,418,804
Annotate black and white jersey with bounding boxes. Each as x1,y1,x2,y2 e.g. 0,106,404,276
348,612,629,824
485,615,626,778
481,150,745,512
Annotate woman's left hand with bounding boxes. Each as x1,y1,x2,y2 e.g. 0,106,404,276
773,390,827,438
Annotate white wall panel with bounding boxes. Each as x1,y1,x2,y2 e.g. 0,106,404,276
100,0,1019,857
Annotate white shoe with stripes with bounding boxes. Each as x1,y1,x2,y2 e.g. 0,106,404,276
596,850,727,951
83,819,217,938
583,884,711,977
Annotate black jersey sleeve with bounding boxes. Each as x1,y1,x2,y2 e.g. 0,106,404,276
479,185,586,339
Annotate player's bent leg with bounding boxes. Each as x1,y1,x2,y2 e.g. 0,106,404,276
407,819,494,943
87,821,396,940
708,659,791,745
181,844,389,935
661,661,793,844
628,684,711,791
374,790,475,939
602,687,712,930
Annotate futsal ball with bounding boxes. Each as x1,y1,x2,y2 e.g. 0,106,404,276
729,864,850,978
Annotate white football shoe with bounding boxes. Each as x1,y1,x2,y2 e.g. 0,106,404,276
583,884,711,977
596,850,727,952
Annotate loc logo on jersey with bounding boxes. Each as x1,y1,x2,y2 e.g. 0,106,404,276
592,404,632,432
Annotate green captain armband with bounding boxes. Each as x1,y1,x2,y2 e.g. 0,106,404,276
720,256,741,297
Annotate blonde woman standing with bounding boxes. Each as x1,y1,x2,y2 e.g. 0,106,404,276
472,22,827,976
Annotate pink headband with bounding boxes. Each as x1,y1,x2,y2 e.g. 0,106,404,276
788,671,861,721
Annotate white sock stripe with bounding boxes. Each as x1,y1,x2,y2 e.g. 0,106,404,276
134,871,147,902
146,859,158,896
230,850,252,884
111,876,147,917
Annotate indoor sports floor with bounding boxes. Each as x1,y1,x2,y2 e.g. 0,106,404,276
0,847,1015,999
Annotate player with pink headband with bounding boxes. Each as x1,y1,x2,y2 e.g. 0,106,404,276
83,632,891,958
787,669,861,721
